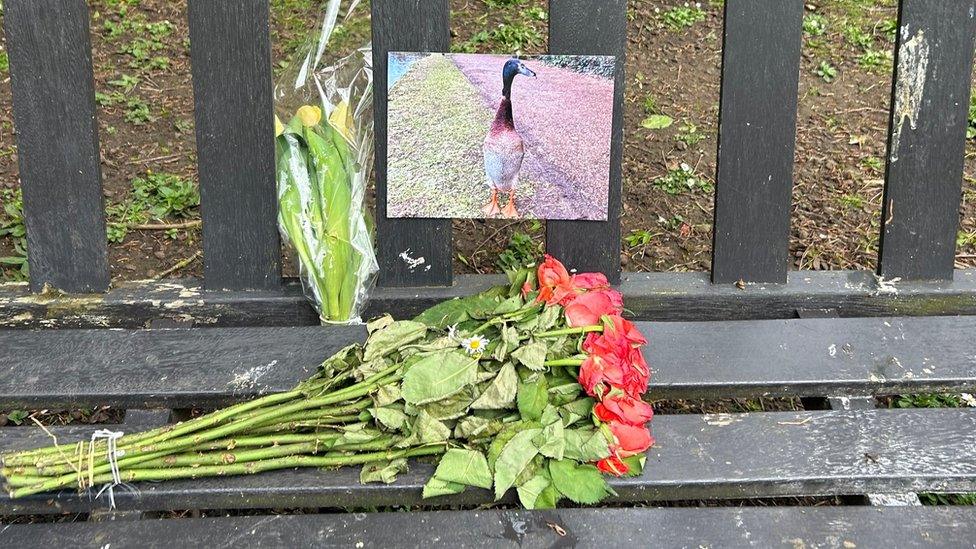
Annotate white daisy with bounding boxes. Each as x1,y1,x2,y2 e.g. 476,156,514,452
462,335,489,356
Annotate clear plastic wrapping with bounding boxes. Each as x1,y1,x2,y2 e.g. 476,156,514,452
273,0,376,323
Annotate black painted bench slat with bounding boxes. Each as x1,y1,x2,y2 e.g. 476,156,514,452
4,507,976,548
3,408,974,514
4,271,976,330
3,315,976,408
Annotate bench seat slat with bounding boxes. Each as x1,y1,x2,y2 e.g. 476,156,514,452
3,316,976,408
2,408,974,513
2,507,974,548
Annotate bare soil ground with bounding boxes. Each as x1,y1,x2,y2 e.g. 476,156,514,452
0,0,974,281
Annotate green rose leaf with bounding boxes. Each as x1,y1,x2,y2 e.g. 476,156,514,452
563,428,612,462
511,341,549,371
366,314,395,334
422,388,476,421
422,476,467,499
336,425,381,446
363,320,427,362
516,469,552,510
433,449,493,489
374,384,402,407
454,416,493,439
360,458,408,484
413,298,472,329
535,305,562,332
471,362,519,409
559,398,595,427
493,428,542,500
536,417,565,460
621,454,646,478
517,378,548,421
493,295,524,315
535,481,561,509
549,459,616,505
396,410,451,447
373,406,408,430
402,351,479,405
493,326,521,362
488,422,524,472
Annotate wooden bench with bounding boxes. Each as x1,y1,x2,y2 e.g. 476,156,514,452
2,0,976,545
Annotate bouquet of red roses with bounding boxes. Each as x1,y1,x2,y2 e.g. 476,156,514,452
2,256,653,509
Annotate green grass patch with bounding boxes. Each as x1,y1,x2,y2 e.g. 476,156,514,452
661,5,706,31
653,164,713,196
106,172,200,243
0,188,28,281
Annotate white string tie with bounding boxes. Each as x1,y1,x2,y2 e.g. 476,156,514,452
90,429,125,509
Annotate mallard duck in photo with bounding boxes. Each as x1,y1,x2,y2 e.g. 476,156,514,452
483,58,536,218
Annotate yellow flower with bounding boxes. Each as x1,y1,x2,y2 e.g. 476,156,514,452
274,115,285,137
329,100,354,143
297,105,322,127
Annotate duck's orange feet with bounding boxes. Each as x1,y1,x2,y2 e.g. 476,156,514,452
502,192,519,219
482,190,501,217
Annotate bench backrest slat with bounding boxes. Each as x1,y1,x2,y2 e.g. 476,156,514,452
711,0,804,284
371,0,454,288
188,0,282,291
545,0,627,283
878,0,976,281
4,0,110,293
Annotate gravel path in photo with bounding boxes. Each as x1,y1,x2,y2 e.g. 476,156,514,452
386,54,493,219
452,54,614,221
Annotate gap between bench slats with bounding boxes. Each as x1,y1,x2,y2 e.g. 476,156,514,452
2,316,975,408
2,507,974,548
2,408,974,513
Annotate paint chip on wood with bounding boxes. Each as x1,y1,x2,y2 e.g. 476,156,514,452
890,28,929,163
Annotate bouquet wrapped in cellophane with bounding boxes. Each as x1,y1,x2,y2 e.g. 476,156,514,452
2,256,654,508
274,0,377,323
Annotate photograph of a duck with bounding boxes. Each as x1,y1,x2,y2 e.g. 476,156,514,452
482,58,536,218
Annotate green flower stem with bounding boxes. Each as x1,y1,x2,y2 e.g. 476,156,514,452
13,369,398,479
9,445,446,499
535,325,603,338
544,358,585,367
247,415,363,435
27,402,372,478
9,389,305,469
6,432,394,489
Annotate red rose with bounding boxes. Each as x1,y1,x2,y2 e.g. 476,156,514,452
602,315,647,347
536,255,575,305
572,272,610,290
596,453,629,476
594,393,654,426
564,289,624,327
578,353,628,397
608,422,654,457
